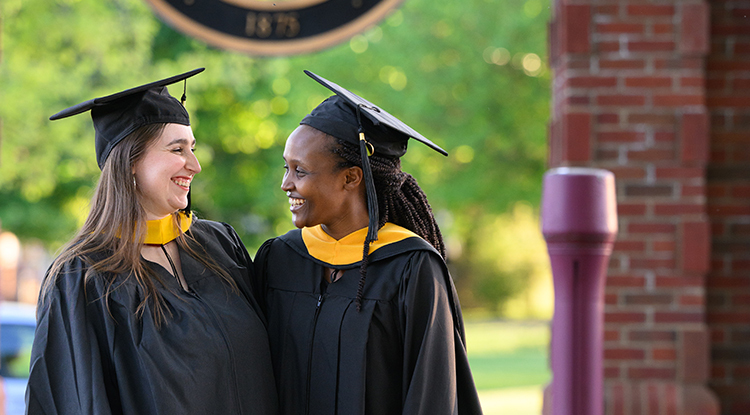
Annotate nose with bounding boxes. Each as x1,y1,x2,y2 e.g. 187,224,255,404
281,170,292,192
187,150,202,174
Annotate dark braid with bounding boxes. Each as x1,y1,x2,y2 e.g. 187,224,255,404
329,137,446,310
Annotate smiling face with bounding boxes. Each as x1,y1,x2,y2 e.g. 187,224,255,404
132,123,201,220
281,125,368,239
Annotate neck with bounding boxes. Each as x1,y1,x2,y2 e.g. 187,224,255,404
321,220,368,241
322,198,370,240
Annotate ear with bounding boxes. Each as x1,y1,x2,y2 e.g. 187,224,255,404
343,166,364,190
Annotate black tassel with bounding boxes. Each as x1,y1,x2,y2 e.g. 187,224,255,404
355,106,377,312
181,79,187,105
355,239,371,311
359,134,378,244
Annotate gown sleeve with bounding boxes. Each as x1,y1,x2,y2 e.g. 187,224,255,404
251,238,275,317
221,222,254,277
400,251,483,415
220,222,267,317
26,257,115,415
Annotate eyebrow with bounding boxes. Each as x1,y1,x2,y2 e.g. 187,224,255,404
284,157,314,171
166,138,196,146
284,157,304,166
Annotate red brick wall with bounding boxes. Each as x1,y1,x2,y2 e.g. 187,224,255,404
706,1,750,414
547,0,727,414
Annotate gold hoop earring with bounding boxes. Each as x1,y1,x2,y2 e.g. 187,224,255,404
133,175,137,188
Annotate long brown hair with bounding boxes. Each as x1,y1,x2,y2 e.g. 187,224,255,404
42,123,235,326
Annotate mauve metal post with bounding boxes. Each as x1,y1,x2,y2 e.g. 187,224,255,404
541,168,618,415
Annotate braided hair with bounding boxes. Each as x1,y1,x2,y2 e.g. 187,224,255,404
328,136,446,310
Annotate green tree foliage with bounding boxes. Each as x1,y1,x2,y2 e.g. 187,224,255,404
0,0,550,314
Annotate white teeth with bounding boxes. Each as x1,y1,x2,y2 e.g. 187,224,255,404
289,197,304,207
173,179,191,187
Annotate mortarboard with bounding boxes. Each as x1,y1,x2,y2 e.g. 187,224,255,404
301,70,447,158
300,70,447,245
50,68,205,169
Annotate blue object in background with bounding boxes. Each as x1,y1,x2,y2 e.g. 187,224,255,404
0,302,37,415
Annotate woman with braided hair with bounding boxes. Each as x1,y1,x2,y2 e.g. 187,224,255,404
254,71,482,415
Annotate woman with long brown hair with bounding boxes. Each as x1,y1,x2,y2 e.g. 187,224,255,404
26,69,278,414
255,71,482,415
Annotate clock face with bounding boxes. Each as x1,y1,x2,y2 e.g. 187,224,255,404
143,0,405,55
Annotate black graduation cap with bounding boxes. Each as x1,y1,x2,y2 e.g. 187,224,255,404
50,68,205,169
301,70,447,158
300,70,447,245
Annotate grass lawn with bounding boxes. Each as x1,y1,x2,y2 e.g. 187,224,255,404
464,320,551,415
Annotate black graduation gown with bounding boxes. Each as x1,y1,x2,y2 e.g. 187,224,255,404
254,227,483,415
26,219,279,415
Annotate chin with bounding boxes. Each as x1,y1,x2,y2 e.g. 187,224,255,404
291,215,306,229
169,201,188,212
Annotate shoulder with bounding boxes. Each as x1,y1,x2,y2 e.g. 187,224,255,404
364,238,450,296
276,228,304,246
189,218,245,251
369,236,443,266
187,218,255,269
257,229,304,258
46,252,110,289
254,230,316,278
39,253,110,315
189,218,240,242
390,245,467,335
369,238,451,296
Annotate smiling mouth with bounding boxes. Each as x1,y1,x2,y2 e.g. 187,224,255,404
289,197,305,208
172,178,191,188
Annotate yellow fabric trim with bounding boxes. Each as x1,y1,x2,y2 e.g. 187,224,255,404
143,212,193,245
301,223,419,265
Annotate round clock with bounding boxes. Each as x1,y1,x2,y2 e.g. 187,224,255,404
144,0,405,55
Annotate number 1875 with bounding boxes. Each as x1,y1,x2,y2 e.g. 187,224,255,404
246,12,301,38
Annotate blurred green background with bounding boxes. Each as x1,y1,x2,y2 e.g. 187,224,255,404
467,321,550,414
0,0,553,412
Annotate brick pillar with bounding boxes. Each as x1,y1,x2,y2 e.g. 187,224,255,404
546,0,720,414
706,1,750,414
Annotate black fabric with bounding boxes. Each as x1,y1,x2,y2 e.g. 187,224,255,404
26,219,279,415
301,95,408,158
49,68,203,169
254,229,483,415
301,70,448,157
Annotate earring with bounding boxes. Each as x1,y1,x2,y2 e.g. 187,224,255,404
133,175,137,188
